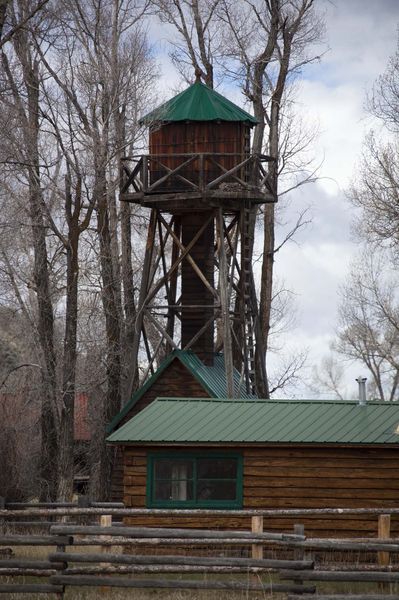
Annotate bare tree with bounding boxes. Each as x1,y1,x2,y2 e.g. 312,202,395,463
151,0,220,87
310,354,347,400
34,0,155,498
335,253,399,402
369,37,399,134
1,0,59,499
337,35,399,402
0,0,49,47
222,0,323,395
349,132,399,252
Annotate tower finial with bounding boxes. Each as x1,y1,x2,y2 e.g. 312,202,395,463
195,68,202,83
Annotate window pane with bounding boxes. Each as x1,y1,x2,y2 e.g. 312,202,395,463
197,479,237,501
154,459,193,479
197,458,237,479
154,480,193,501
149,455,241,507
153,458,194,502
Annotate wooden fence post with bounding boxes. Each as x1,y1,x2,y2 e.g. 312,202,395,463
251,515,263,560
100,515,112,557
77,495,90,526
293,524,305,588
378,514,391,566
55,531,66,599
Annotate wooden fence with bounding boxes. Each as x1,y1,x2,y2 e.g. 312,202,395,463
2,506,399,597
0,497,124,530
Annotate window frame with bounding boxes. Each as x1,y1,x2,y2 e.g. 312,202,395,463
146,451,243,509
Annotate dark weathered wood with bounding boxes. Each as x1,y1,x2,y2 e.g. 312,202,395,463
0,560,64,569
0,535,71,546
49,551,313,570
62,536,300,547
281,569,399,582
5,504,399,518
51,574,314,593
49,524,305,541
288,596,399,600
147,155,199,192
0,584,64,593
4,501,123,509
217,208,234,389
0,568,57,576
289,539,399,552
64,565,295,574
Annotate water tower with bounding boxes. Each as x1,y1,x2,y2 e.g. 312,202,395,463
120,77,275,398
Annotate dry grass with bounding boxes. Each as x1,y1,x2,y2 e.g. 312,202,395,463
1,544,286,600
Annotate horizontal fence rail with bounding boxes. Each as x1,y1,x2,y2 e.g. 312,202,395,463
1,505,399,597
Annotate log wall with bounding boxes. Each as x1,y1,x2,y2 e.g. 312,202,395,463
122,445,399,538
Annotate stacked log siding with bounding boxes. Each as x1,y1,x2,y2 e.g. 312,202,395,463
122,445,399,537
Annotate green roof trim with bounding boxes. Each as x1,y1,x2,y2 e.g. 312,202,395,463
140,81,257,125
107,398,399,445
107,351,255,433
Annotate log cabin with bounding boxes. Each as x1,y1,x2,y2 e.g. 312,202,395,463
108,350,254,500
107,397,399,537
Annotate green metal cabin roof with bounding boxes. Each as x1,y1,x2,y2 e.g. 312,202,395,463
107,398,399,445
107,351,255,433
141,81,257,125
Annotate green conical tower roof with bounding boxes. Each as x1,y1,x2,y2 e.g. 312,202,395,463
141,81,257,125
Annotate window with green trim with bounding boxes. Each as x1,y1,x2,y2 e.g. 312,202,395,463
147,453,243,508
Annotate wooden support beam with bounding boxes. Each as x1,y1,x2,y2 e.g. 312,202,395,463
143,212,216,307
182,314,217,353
126,208,157,401
217,209,235,397
143,310,179,350
158,212,219,301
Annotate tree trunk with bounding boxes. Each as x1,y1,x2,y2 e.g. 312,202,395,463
116,107,137,404
57,175,80,501
95,164,122,499
24,56,58,500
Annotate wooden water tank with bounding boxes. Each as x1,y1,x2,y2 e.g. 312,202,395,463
143,80,256,192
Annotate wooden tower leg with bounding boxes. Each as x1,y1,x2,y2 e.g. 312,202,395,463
125,209,157,402
217,209,235,397
165,218,181,355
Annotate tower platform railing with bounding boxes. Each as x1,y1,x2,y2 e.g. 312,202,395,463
120,153,276,204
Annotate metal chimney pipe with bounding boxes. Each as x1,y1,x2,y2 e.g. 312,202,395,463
356,376,367,405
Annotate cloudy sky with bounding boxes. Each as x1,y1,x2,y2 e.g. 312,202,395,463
152,0,399,398
272,0,399,397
